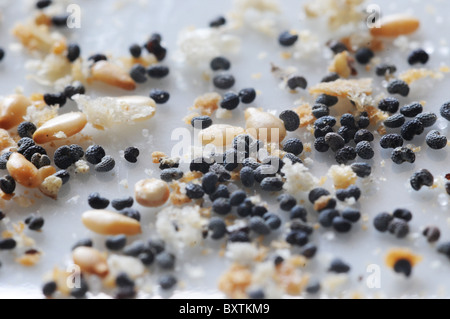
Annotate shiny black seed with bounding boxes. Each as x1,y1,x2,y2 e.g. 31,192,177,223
213,74,235,89
279,110,300,132
67,43,81,62
373,212,393,232
287,75,307,90
328,258,350,273
278,31,298,46
239,88,256,104
129,64,147,83
408,48,429,65
426,130,447,150
220,92,240,110
400,102,423,117
85,145,106,164
350,162,371,178
410,169,434,191
378,97,399,113
355,47,374,64
88,192,109,209
384,113,406,128
391,147,415,164
375,63,397,76
43,92,66,107
210,56,231,71
147,65,169,78
387,79,410,97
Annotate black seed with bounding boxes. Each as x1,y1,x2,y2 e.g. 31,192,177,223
341,208,361,223
185,183,205,199
309,188,330,203
260,177,283,192
373,212,393,232
286,230,308,247
375,63,397,76
229,190,246,206
279,110,300,132
350,162,371,178
290,220,314,234
387,79,410,97
415,112,437,127
88,53,107,63
129,64,147,83
0,152,12,170
239,166,255,188
301,243,317,259
51,14,69,27
328,258,350,273
212,197,232,215
213,74,235,89
314,137,329,152
254,165,276,184
69,144,84,162
380,134,404,149
393,208,413,222
393,259,412,277
282,138,303,155
278,31,298,46
239,88,256,104
264,213,281,230
0,175,15,194
248,288,265,299
54,170,70,184
249,216,271,235
314,125,334,138
325,133,345,152
71,238,93,251
147,238,165,254
441,102,450,121
314,115,337,129
384,113,406,128
25,215,44,231
129,44,142,58
23,145,46,161
36,0,52,9
423,226,440,243
340,113,356,128
53,146,73,169
312,103,330,119
328,41,348,54
88,192,110,209
357,114,370,129
144,34,166,61
138,251,155,266
355,141,374,160
355,47,374,64
391,147,415,164
400,102,423,117
70,277,89,298
160,168,183,182
388,219,410,238
156,251,175,269
111,196,134,211
123,240,147,257
191,115,212,129
201,172,218,195
401,119,424,141
210,56,231,71
378,97,399,114
426,130,447,150
95,156,115,172
336,185,361,201
287,75,307,90
332,216,352,233
67,43,81,62
147,65,169,78
277,194,297,211
335,146,356,164
237,201,253,217
220,92,240,110
290,205,307,222
43,92,66,107
208,217,227,239
321,73,340,83
251,205,268,217
159,274,177,290
408,48,429,65
337,126,357,143
410,169,434,191
42,281,57,297
85,145,106,164
209,16,226,28
318,209,340,228
105,234,127,251
306,280,321,294
64,81,86,99
0,238,16,250
123,146,140,163
437,241,450,258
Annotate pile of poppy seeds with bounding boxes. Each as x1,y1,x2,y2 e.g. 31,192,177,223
0,0,450,299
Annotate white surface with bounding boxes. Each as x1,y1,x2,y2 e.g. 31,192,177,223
0,0,449,299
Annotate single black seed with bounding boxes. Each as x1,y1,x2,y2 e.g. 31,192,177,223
53,146,73,169
111,196,134,211
71,238,93,251
355,47,374,64
25,215,44,231
387,79,410,97
191,115,213,129
0,175,16,194
42,281,57,297
441,102,450,121
36,0,52,9
129,44,142,58
325,133,345,152
380,134,404,149
378,97,400,114
147,238,165,254
0,238,16,250
220,92,240,110
185,183,205,199
340,113,356,128
155,251,176,270
208,217,227,239
314,137,329,152
159,274,177,290
51,14,69,27
332,216,352,233
124,146,140,163
251,205,268,217
160,168,183,182
237,201,253,217
400,102,423,117
264,213,281,230
301,243,317,259
248,288,265,299
70,277,89,298
277,194,297,211
391,147,415,164
321,73,340,83
123,240,147,257
212,197,232,215
286,75,307,90
285,230,308,247
373,212,393,232
408,48,429,65
249,216,271,235
279,110,300,132
329,258,351,273
401,119,424,141
278,31,298,46
54,170,70,184
314,116,337,129
384,113,406,128
282,138,303,155
375,63,397,76
88,53,107,63
394,259,412,277
210,56,231,71
341,208,361,223
129,64,147,83
202,172,218,195
260,177,283,192
240,166,255,188
64,81,85,99
147,65,170,78
393,208,413,222
67,43,81,62
308,188,330,203
388,219,410,238
306,280,321,294
350,162,371,178
239,88,256,104
328,41,348,54
95,156,115,172
230,190,247,206
318,209,340,228
105,234,127,251
410,169,434,191
426,130,447,150
337,126,357,143
85,145,106,164
415,112,437,127
138,251,155,266
209,16,226,28
88,192,110,209
0,152,12,170
355,141,374,160
335,146,357,164
290,205,307,222
213,74,235,89
423,226,440,243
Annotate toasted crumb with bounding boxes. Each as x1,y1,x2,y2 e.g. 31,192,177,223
293,103,315,127
13,195,34,208
309,78,372,98
218,263,253,299
314,195,334,211
274,258,308,295
152,151,167,164
190,92,221,116
39,176,62,199
328,165,357,189
399,68,446,85
328,51,355,78
16,250,41,267
75,160,90,174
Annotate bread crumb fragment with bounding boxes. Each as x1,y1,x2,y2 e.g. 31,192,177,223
309,78,372,98
328,165,357,189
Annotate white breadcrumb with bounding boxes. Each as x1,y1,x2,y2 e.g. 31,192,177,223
174,27,240,67
225,242,259,266
292,30,321,60
251,260,284,298
185,264,205,279
281,160,318,196
229,0,281,36
74,160,90,174
304,0,365,29
54,131,67,139
74,95,156,130
23,104,58,127
39,175,62,198
25,54,72,87
107,254,146,279
215,108,233,119
156,205,207,252
322,274,350,294
328,165,357,190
